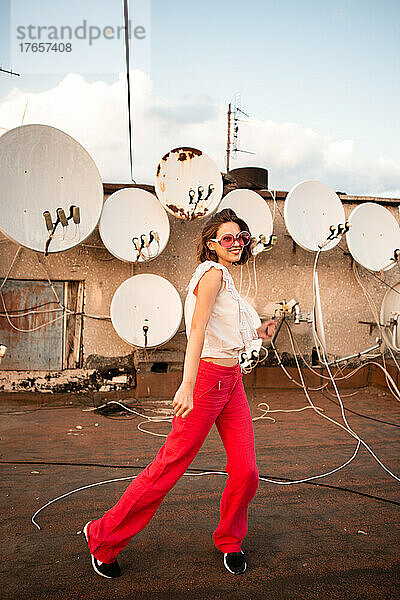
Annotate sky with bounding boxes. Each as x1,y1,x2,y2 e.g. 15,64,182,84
0,0,399,196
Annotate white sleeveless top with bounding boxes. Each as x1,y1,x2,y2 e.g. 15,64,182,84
184,260,259,359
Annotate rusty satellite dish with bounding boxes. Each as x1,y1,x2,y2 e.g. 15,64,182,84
110,274,183,347
218,188,274,254
284,180,345,252
0,124,103,253
380,281,400,351
99,188,170,262
154,147,223,220
346,202,400,271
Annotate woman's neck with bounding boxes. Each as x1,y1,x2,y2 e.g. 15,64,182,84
213,258,231,271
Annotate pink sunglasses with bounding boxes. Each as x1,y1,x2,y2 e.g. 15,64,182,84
210,231,251,249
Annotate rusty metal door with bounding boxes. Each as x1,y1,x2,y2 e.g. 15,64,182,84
0,279,64,370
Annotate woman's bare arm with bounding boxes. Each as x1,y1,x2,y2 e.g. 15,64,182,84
172,267,222,417
182,267,223,385
257,319,277,339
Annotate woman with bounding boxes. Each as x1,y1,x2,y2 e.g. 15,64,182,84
83,208,277,578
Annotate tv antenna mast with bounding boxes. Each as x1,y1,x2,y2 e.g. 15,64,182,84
226,93,255,173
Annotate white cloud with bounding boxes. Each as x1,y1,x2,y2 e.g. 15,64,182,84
0,70,399,198
323,140,355,169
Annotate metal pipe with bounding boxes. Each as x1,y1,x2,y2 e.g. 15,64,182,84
327,340,382,366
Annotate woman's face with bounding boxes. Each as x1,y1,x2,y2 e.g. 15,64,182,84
207,221,244,268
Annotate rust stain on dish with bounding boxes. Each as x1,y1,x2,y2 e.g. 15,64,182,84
166,204,209,221
162,147,202,163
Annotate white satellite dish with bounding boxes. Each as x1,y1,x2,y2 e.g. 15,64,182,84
0,124,103,253
217,189,273,253
99,188,170,263
312,270,327,358
380,282,400,351
346,202,400,271
284,180,345,252
110,274,183,347
155,147,223,220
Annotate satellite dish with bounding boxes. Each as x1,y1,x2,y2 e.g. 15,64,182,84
284,180,345,252
218,189,273,253
380,281,400,351
99,188,170,263
110,274,183,347
0,124,103,253
346,202,400,271
155,147,223,220
312,270,327,358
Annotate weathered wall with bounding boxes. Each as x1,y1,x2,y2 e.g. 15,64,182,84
0,186,399,393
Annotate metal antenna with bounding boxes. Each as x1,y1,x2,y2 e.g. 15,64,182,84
226,93,255,171
226,103,231,172
123,0,136,183
0,67,20,76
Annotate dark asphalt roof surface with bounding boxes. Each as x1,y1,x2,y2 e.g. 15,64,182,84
0,386,399,599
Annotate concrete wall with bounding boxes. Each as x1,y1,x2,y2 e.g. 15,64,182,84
0,185,399,393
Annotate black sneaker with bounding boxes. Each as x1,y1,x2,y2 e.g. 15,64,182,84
223,550,247,574
83,521,122,579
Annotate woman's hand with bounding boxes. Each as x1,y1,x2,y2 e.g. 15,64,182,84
257,319,277,340
172,381,194,419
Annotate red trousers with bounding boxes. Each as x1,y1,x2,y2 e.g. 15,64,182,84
87,358,259,563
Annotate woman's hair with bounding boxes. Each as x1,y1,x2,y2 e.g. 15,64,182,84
197,208,252,266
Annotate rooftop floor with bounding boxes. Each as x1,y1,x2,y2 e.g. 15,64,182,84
0,385,399,599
